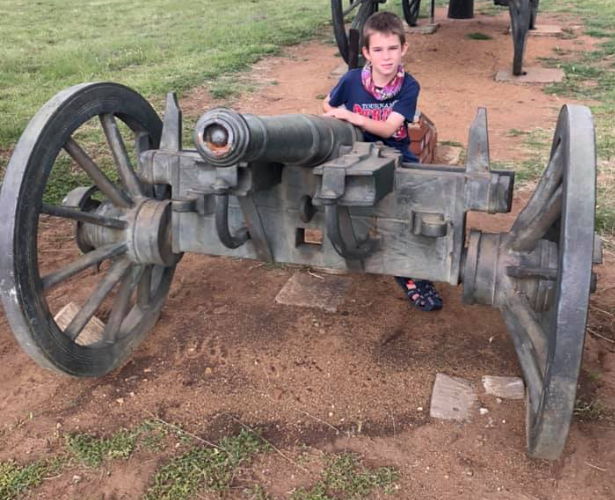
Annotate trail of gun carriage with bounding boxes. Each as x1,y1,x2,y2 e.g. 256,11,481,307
0,0,614,499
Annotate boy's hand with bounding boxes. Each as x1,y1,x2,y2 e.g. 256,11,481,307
324,108,364,128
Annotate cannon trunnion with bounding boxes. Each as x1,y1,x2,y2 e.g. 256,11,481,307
0,83,600,460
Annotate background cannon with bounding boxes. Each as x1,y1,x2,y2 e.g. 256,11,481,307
0,82,600,460
331,0,540,75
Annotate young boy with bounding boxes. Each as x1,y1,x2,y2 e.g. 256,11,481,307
323,11,443,312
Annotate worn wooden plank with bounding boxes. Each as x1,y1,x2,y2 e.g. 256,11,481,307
54,302,105,346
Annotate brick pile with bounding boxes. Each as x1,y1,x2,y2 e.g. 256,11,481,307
408,112,437,164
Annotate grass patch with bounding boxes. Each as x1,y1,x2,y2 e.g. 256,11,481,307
0,0,335,152
144,429,268,500
466,32,493,41
66,428,141,467
292,453,399,500
0,459,60,500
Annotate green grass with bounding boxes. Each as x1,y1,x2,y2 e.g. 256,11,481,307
0,459,61,500
144,429,268,500
0,0,334,153
292,453,399,500
466,32,493,41
66,428,142,467
528,0,615,234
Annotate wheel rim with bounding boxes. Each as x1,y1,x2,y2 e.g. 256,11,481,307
402,0,422,27
509,0,532,76
501,105,596,458
0,82,177,377
331,0,378,64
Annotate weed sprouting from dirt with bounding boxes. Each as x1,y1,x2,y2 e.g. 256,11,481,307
144,429,269,500
466,32,493,40
291,453,399,500
0,459,60,500
574,398,608,422
65,428,141,467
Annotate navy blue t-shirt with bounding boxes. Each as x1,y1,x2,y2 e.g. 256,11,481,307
328,69,420,162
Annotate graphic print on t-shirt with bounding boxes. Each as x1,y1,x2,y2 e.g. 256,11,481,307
352,102,408,140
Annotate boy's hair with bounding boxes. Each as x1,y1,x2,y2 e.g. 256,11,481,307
363,11,406,49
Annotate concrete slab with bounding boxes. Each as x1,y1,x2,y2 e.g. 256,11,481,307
406,23,440,35
430,373,477,421
482,375,525,400
275,272,351,313
508,24,562,37
495,67,565,84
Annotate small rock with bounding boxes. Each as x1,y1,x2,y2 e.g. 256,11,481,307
129,392,135,398
205,367,213,375
72,475,82,484
417,407,423,411
143,368,152,373
479,407,489,415
116,398,124,405
328,412,334,417
496,398,503,404
502,419,506,424
466,470,474,477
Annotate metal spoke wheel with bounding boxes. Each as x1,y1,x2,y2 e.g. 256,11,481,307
331,0,379,64
463,105,598,459
509,0,532,75
0,83,179,377
402,0,422,27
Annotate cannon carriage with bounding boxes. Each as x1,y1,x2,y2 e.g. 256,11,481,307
0,82,601,460
332,0,541,75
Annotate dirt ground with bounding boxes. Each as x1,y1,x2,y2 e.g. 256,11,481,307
2,6,615,500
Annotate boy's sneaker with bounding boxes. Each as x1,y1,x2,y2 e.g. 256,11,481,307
394,276,443,312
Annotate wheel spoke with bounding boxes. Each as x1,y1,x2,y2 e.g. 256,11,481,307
510,183,562,252
504,293,548,372
342,0,366,16
508,139,563,243
137,265,153,307
64,137,132,208
100,113,145,199
42,242,127,290
63,257,132,341
103,265,143,342
501,295,545,412
40,203,127,230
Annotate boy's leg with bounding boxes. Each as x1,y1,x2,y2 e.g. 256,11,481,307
394,276,443,312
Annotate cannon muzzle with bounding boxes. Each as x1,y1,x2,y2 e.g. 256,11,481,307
194,108,362,168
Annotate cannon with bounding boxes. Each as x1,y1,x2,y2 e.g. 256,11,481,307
0,82,600,460
332,0,540,75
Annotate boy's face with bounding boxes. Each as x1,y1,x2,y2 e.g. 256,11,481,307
362,32,408,82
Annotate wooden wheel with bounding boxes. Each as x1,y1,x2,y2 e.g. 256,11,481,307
331,0,379,64
0,83,179,377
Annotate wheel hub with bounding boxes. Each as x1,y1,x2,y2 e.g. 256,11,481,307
462,230,558,313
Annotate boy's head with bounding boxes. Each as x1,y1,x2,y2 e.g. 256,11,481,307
362,12,408,81
363,11,406,51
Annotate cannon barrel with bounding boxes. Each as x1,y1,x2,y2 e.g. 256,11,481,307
194,108,363,168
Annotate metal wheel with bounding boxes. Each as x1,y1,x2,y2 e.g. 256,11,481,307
464,105,597,459
0,83,179,377
509,0,532,76
503,105,596,459
331,0,379,64
402,0,422,27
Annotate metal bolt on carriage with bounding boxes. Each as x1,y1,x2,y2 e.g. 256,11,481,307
0,80,601,460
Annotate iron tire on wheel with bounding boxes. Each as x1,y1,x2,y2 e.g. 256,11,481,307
0,82,178,377
402,0,422,27
331,0,378,64
501,105,596,459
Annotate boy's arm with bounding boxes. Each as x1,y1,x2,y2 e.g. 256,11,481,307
324,107,405,139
